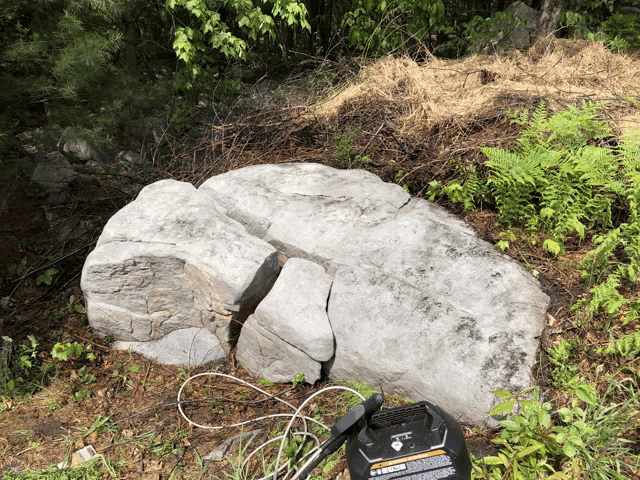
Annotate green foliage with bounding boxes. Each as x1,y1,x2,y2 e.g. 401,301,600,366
36,267,59,286
51,342,96,363
111,363,140,395
2,0,123,102
0,335,39,397
67,295,86,314
341,0,462,55
463,11,519,54
8,258,27,276
291,372,305,388
477,379,638,480
339,381,381,411
600,330,640,357
257,377,274,387
481,102,616,253
560,2,640,51
428,165,484,211
547,339,580,387
331,126,369,168
0,463,103,480
440,102,640,324
71,386,92,402
166,0,310,67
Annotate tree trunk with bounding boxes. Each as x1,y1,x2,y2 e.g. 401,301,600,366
121,12,138,77
539,0,565,36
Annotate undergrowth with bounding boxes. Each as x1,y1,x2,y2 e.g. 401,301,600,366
432,101,640,479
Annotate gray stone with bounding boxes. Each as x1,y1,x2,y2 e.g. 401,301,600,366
31,152,78,192
123,119,175,150
16,156,35,176
236,315,322,384
58,128,112,163
505,1,540,50
199,163,410,261
203,429,265,461
113,327,227,367
45,206,95,243
115,150,145,168
81,179,279,349
235,258,332,385
251,258,334,362
199,163,549,425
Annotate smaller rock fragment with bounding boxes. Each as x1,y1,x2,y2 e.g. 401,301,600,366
253,258,334,362
236,258,334,384
203,429,264,461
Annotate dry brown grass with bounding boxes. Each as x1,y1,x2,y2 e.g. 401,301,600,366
311,38,640,137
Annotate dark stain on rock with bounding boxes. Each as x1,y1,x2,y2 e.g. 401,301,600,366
455,316,483,341
416,296,447,322
481,334,528,390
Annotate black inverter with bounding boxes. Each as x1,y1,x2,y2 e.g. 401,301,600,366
345,400,471,480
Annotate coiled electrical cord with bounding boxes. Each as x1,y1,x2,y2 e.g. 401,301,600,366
177,372,366,480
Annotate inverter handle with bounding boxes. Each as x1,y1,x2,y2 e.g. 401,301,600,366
298,393,384,479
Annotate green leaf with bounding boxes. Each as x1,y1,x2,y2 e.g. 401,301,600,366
563,441,577,457
573,384,597,406
540,207,554,219
568,435,583,447
516,442,545,458
496,240,509,251
499,420,518,430
481,456,504,465
488,400,515,416
538,409,551,429
543,239,561,256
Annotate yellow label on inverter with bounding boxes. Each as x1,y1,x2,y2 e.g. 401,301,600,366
370,449,447,470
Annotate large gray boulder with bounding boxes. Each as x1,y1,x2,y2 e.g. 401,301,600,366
199,163,549,425
199,163,411,265
81,179,279,351
236,258,334,383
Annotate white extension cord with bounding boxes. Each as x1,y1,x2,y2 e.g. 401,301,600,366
177,372,366,480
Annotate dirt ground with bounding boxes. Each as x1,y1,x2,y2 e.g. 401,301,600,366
2,38,639,478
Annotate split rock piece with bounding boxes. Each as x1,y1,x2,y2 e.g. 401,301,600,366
81,179,279,358
236,258,333,383
326,260,544,424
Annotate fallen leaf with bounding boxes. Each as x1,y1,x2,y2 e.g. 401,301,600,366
547,313,560,327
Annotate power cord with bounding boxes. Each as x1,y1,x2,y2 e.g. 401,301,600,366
177,372,366,480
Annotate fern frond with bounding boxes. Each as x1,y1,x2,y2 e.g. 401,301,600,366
483,147,540,187
604,330,640,356
574,146,619,187
586,275,629,317
620,129,640,172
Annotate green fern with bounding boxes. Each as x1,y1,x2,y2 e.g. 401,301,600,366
483,102,635,258
450,102,640,323
582,275,629,320
602,330,640,357
442,167,484,211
